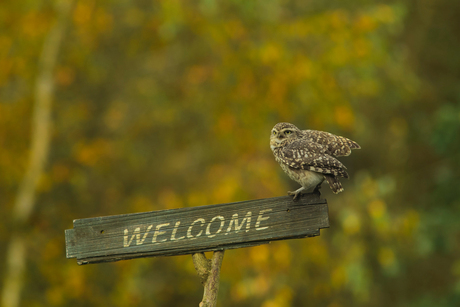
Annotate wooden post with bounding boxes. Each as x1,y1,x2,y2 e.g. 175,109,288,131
65,192,329,305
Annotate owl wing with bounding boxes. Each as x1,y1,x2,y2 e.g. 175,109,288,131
278,139,349,178
302,130,360,157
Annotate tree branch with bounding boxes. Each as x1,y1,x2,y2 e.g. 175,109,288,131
192,251,225,307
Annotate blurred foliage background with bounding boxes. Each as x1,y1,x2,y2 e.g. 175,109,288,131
1,0,459,306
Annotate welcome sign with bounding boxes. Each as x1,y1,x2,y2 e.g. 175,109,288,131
65,193,329,265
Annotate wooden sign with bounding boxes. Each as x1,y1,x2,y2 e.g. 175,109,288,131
65,192,329,265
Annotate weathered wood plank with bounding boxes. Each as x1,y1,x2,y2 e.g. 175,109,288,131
65,192,329,265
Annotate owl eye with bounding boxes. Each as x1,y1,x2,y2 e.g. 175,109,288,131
285,130,292,135
272,131,277,135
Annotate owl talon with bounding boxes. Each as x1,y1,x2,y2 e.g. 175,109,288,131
287,191,300,201
288,187,306,201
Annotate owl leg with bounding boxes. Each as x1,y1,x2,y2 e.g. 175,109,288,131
313,182,322,194
288,187,306,201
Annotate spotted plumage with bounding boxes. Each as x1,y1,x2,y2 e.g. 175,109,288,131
270,122,360,199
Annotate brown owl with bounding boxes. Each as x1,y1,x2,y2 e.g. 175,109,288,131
270,122,360,200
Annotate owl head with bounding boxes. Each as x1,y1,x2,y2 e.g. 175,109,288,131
270,122,301,149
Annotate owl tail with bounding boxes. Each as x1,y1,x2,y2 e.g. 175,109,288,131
325,175,344,194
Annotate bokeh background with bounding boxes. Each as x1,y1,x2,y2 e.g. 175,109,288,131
1,0,459,306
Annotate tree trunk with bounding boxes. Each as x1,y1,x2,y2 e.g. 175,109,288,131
1,1,73,306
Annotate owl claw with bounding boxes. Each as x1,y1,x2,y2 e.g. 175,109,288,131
288,191,301,201
288,187,306,201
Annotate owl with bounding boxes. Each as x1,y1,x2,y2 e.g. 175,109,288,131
270,122,360,200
